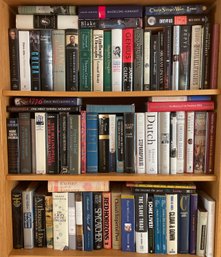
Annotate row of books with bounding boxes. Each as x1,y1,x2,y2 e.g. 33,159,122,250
7,100,216,175
11,181,215,257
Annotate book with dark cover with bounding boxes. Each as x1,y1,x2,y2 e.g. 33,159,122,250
93,192,103,250
158,30,164,90
65,29,79,91
161,194,167,254
7,118,20,174
179,25,191,90
78,5,143,19
134,28,144,91
189,193,198,254
124,112,135,173
7,106,81,113
178,194,190,253
59,112,68,174
150,32,159,90
9,28,20,90
163,26,172,90
98,114,109,172
11,182,29,249
34,184,47,247
45,195,53,248
83,192,94,251
116,115,124,172
75,192,84,250
18,5,76,15
103,192,112,249
86,104,135,113
19,112,32,173
47,113,59,174
30,30,41,91
147,194,154,253
154,194,162,253
40,30,53,91
132,187,196,194
122,28,134,91
86,113,98,173
104,30,112,91
81,110,86,174
34,15,57,29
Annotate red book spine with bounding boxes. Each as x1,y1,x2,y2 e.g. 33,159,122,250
147,101,214,112
210,24,220,89
81,110,86,174
103,192,112,249
122,28,134,91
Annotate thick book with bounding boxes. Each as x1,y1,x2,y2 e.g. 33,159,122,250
103,192,112,249
196,207,208,257
7,118,20,174
16,14,78,29
7,105,81,113
75,192,84,250
65,29,79,91
103,30,112,91
18,5,76,14
8,28,20,90
93,192,103,250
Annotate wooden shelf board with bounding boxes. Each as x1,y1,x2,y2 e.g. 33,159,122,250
7,173,216,182
3,89,221,97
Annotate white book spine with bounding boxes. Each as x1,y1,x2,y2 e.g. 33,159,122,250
53,192,69,250
172,26,180,90
112,29,122,91
170,112,177,174
57,15,78,29
35,112,46,174
176,111,186,173
144,30,151,88
18,30,31,91
196,208,208,257
93,30,104,91
136,113,146,173
190,25,203,89
158,112,170,174
68,192,76,250
151,96,187,102
136,232,148,253
166,194,178,255
109,114,116,169
145,112,158,174
186,112,195,173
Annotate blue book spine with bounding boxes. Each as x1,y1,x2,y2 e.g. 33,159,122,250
86,113,98,173
161,195,167,254
154,195,162,253
121,194,135,252
83,192,93,251
189,193,198,254
187,95,212,101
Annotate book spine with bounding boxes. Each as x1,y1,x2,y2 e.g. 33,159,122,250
19,112,32,174
154,194,162,253
150,33,158,90
134,28,143,91
145,112,158,174
47,113,59,174
196,208,208,256
103,30,112,91
18,5,76,15
170,112,177,174
7,118,20,174
186,112,195,173
83,192,94,251
81,110,86,174
7,106,81,113
111,191,121,249
93,29,104,91
133,187,196,194
93,192,103,250
163,26,172,90
136,113,146,173
45,195,53,248
122,28,134,91
109,115,116,172
147,194,154,253
144,30,151,90
112,29,123,91
179,25,191,90
158,30,164,90
190,25,203,89
52,192,69,250
18,30,31,91
116,115,124,172
34,14,57,29
103,192,112,249
86,103,135,113
166,194,178,254
178,194,190,253
40,30,53,91
135,193,148,253
29,30,41,91
75,192,84,250
79,29,92,91
161,195,167,254
98,114,109,172
66,29,79,91
121,194,135,252
35,112,46,174
86,113,98,173
189,193,198,254
31,118,36,173
68,192,76,250
9,28,20,90
59,112,68,174
52,30,66,91
172,25,180,90
124,112,135,173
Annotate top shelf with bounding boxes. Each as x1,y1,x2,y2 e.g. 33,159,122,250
3,89,221,98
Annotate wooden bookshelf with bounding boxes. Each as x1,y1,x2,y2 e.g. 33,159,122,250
1,0,221,256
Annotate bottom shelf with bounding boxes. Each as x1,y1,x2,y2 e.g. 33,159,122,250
9,249,194,257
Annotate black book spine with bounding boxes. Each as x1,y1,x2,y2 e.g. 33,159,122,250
163,26,172,90
150,33,158,90
34,14,57,29
8,28,20,90
93,192,103,250
47,113,59,174
7,118,20,174
124,112,135,173
98,114,109,172
7,105,81,113
65,29,79,91
40,30,53,91
132,187,196,194
19,112,32,173
159,30,164,90
148,194,154,253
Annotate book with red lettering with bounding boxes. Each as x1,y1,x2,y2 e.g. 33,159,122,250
103,192,112,249
146,101,214,112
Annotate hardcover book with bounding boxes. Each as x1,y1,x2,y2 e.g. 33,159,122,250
103,192,112,249
93,192,103,250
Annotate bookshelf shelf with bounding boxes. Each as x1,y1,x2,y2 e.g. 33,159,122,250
6,173,217,182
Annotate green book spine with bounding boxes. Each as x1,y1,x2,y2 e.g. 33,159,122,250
104,30,112,91
79,29,92,91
